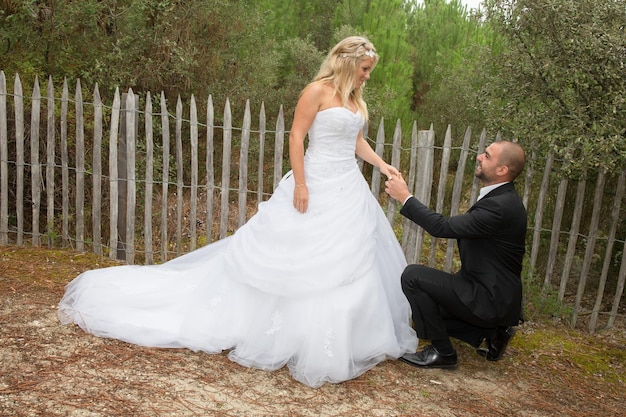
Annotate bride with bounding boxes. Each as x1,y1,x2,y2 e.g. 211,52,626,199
58,36,418,388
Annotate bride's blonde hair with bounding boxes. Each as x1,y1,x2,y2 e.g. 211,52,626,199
314,36,378,121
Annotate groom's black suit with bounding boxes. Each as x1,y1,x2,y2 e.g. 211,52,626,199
400,181,527,345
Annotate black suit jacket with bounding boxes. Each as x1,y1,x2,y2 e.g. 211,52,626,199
400,182,527,326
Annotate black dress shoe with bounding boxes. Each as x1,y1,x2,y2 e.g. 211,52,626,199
476,326,516,361
399,345,458,369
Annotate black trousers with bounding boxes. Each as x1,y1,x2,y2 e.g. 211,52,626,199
401,264,496,347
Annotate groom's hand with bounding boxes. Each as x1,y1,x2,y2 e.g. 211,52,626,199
385,173,412,204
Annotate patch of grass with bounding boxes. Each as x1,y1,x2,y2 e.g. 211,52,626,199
513,323,625,384
522,265,574,322
0,245,122,294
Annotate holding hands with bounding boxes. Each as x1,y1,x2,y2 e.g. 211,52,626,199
380,163,400,180
385,172,412,204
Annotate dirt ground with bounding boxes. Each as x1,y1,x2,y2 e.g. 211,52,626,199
0,245,624,417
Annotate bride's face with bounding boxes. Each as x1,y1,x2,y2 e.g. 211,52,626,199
354,57,375,89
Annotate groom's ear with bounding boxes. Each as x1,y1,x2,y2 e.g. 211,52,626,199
496,165,509,177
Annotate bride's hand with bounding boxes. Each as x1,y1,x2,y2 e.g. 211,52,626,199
381,164,400,179
293,184,309,213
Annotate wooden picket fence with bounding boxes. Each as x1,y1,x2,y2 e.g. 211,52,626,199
1,72,624,333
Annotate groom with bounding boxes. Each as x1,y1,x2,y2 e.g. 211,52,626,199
385,140,527,368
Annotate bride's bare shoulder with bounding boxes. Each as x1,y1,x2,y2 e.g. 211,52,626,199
302,80,333,96
303,81,341,111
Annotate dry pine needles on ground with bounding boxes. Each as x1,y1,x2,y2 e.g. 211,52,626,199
0,245,624,416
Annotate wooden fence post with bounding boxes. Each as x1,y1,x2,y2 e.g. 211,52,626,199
543,148,572,289
572,169,606,327
444,126,472,272
238,100,251,228
60,79,69,247
257,102,266,206
159,92,170,261
0,71,7,245
144,92,154,264
558,174,587,301
219,99,232,239
273,105,285,191
14,74,24,246
401,122,418,255
190,95,199,251
117,91,138,262
205,95,215,245
92,84,103,255
125,90,137,264
45,77,55,247
175,96,183,256
75,79,85,251
410,128,434,263
108,88,120,260
428,124,452,268
589,170,625,332
30,77,41,247
529,150,554,280
608,236,626,329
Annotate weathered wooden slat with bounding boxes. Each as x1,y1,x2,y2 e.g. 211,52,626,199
219,99,232,239
543,151,569,289
371,118,385,197
238,100,251,228
589,170,625,332
544,165,569,289
522,149,533,209
444,126,472,272
558,175,587,301
159,92,170,261
388,120,403,182
205,95,215,244
189,95,198,251
0,71,7,244
124,90,137,264
30,77,41,246
385,119,403,224
529,150,554,279
60,79,69,246
273,105,285,190
92,84,103,255
175,96,183,256
14,74,24,246
401,123,418,256
411,128,434,263
75,80,85,251
116,93,129,259
257,103,266,205
144,92,154,264
572,169,606,327
608,236,626,329
469,129,487,206
544,144,576,289
108,88,120,260
45,77,55,247
428,124,452,268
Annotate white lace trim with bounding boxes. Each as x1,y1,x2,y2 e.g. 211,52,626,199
265,311,283,335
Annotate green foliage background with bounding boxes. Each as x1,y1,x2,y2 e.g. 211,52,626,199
1,0,624,172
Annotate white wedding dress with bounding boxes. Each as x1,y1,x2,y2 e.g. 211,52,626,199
58,107,418,388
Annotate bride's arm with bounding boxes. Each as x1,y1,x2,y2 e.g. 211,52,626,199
355,132,399,179
289,82,325,213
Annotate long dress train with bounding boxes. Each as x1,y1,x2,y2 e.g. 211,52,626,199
58,107,418,388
